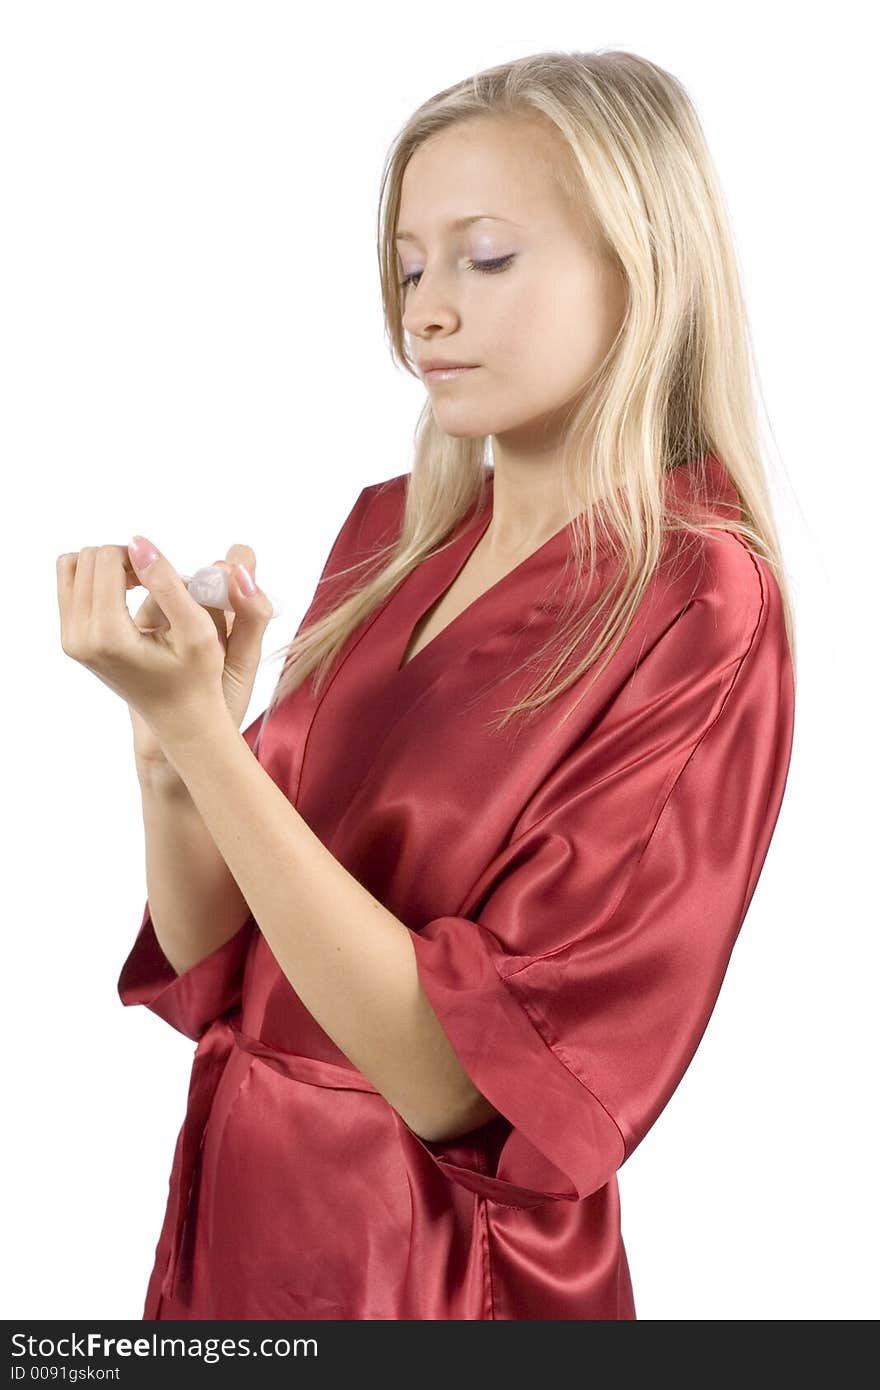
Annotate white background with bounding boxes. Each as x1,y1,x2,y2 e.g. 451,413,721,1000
3,0,875,1322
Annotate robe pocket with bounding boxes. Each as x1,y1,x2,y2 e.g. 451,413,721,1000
204,1029,415,1319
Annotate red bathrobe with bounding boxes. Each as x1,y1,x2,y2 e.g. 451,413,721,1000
118,454,795,1319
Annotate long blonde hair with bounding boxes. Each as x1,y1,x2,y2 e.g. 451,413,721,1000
263,48,796,735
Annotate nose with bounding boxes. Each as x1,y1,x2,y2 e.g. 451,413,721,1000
401,273,460,339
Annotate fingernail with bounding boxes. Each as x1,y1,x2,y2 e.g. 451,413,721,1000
235,563,257,597
129,535,159,569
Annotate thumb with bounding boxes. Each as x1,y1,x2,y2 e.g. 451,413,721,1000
222,548,273,679
127,535,198,634
224,542,256,574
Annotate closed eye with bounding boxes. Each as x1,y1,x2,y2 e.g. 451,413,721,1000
399,254,515,291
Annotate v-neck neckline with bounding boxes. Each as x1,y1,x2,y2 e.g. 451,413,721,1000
393,473,581,678
304,454,740,736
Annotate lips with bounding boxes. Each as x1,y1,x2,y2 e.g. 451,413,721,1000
418,359,478,373
421,364,479,382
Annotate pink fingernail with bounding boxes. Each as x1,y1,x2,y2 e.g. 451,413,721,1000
235,563,257,597
129,535,159,569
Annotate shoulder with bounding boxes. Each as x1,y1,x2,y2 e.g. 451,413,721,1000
323,473,408,566
361,470,410,502
647,525,780,675
348,472,409,547
654,453,785,657
586,525,792,760
361,471,409,522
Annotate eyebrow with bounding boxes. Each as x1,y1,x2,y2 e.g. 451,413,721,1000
394,214,523,243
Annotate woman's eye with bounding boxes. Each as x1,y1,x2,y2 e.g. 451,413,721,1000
398,254,515,291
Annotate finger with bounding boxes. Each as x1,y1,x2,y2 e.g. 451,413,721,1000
209,550,257,628
123,552,140,588
225,543,256,573
137,587,225,650
223,564,273,676
127,534,211,641
71,547,97,650
132,590,170,631
56,552,78,653
93,545,132,644
209,549,257,583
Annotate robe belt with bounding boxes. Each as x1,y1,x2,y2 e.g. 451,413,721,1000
160,1015,380,1304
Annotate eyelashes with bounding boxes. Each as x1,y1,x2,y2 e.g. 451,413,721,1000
398,254,515,291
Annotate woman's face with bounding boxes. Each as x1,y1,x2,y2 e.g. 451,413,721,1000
397,116,627,449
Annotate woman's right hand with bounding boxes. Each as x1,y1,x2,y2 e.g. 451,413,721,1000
129,543,273,777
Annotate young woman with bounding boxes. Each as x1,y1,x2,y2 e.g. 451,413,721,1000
63,49,796,1319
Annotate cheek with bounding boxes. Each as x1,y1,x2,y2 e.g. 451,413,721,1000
480,285,550,373
497,270,615,378
488,265,575,338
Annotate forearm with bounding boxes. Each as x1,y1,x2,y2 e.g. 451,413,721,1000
139,767,251,977
158,704,498,1143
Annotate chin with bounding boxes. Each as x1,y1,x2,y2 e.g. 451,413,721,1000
429,406,506,439
430,416,491,440
434,425,486,440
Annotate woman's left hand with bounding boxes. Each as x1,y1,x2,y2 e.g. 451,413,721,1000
56,534,226,747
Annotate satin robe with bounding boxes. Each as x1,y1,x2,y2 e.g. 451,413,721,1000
118,454,795,1320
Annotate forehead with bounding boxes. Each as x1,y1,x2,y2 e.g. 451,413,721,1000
396,118,570,238
394,213,522,244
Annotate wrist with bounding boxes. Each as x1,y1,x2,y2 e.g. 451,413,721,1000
136,759,192,801
152,697,236,779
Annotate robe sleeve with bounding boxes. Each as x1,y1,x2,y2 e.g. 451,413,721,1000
116,477,406,1042
402,539,796,1208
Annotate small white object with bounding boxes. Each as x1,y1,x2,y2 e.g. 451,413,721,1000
181,566,282,619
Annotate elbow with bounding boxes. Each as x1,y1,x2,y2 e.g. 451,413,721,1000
413,1085,502,1145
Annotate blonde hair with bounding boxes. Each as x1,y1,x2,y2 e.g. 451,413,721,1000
262,47,796,736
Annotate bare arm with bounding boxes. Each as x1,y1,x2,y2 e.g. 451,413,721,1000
157,709,501,1144
138,766,251,976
